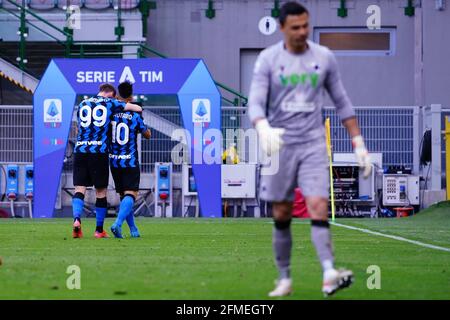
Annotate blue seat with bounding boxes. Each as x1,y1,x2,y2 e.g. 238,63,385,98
29,0,56,10
112,0,139,10
2,0,31,10
57,0,84,10
84,0,111,10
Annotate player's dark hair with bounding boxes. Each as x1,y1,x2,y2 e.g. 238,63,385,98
99,83,116,96
279,2,309,26
118,81,133,99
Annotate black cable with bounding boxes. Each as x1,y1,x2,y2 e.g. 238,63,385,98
183,195,194,217
377,189,383,217
63,140,75,172
420,129,432,166
424,164,431,190
133,189,153,217
0,165,6,201
417,129,432,210
175,189,186,217
420,164,432,210
404,189,412,208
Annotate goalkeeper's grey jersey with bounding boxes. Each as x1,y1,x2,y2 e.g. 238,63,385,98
248,40,355,145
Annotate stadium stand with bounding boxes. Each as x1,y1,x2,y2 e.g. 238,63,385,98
2,0,30,10
84,0,111,10
56,0,84,10
112,0,139,10
29,0,56,10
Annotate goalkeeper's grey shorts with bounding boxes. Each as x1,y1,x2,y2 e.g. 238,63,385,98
259,136,330,202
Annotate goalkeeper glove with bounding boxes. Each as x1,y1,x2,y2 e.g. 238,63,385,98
352,135,372,178
255,119,285,156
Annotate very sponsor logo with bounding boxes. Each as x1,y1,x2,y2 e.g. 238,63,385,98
280,72,319,88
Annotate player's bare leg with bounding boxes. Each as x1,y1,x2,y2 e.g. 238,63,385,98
72,186,86,238
268,201,293,297
306,196,354,297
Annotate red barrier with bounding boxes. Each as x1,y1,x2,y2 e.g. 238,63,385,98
292,188,310,218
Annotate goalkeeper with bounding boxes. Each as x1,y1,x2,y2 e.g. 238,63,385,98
248,2,371,297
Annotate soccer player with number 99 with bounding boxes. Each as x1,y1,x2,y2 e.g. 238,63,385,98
72,83,142,239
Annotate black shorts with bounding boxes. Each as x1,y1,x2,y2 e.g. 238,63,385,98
73,153,109,188
111,166,141,194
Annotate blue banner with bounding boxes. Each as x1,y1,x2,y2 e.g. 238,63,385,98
53,59,199,94
33,58,221,218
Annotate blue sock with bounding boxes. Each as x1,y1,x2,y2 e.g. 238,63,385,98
72,193,84,221
95,197,107,232
126,211,137,230
115,195,135,227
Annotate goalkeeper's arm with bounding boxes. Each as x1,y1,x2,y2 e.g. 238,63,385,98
247,51,285,155
342,117,372,178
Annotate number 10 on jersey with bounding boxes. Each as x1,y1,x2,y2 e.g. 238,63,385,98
111,121,130,145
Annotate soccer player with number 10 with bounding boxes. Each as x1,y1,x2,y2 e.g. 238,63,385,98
71,83,142,238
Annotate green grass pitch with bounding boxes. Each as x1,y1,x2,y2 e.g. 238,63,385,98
0,203,449,300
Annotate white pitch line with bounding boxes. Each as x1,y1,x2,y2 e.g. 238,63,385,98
331,222,450,253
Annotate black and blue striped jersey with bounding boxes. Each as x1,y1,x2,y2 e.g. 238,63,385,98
74,96,126,154
109,111,148,168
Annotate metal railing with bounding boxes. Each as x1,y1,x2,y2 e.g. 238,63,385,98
140,106,250,173
324,106,421,171
2,0,73,68
0,105,426,174
0,0,248,105
3,104,445,216
0,105,33,163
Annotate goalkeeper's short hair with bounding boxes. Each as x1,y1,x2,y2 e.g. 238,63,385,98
118,81,133,100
